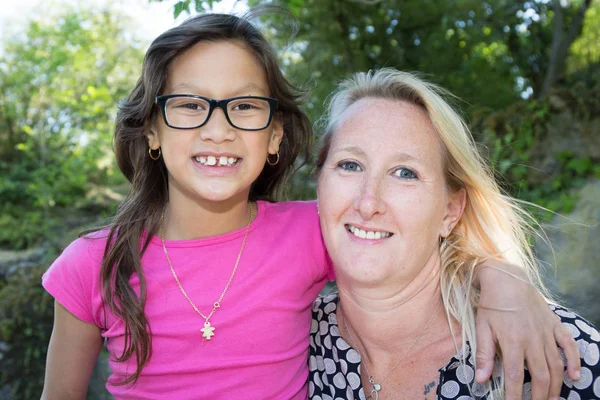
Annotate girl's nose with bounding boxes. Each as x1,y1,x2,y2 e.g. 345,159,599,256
199,108,236,143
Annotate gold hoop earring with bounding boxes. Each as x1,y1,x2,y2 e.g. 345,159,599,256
266,152,280,166
149,147,161,161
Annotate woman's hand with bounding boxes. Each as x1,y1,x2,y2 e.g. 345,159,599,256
474,260,581,400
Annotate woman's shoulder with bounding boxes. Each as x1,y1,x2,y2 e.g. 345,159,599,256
435,305,600,399
522,304,600,398
550,305,600,390
312,291,339,316
310,291,340,341
550,304,600,343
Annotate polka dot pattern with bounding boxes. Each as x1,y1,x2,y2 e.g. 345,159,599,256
309,293,600,399
455,365,474,384
573,367,592,390
585,343,599,366
567,391,581,400
440,380,460,398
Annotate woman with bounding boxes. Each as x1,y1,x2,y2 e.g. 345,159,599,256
310,69,600,399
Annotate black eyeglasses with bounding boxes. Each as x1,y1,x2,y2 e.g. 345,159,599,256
155,94,279,131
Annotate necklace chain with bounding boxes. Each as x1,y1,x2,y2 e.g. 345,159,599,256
341,299,442,399
160,203,253,341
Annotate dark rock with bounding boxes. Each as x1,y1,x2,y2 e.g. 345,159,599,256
537,180,600,326
528,113,600,185
0,248,46,280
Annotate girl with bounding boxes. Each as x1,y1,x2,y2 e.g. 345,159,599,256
41,11,580,400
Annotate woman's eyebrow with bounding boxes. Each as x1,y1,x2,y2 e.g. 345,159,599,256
390,152,422,163
331,146,422,163
329,146,366,157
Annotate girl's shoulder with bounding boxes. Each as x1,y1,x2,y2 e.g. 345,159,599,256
60,228,112,262
44,228,113,283
261,199,317,216
42,229,113,325
259,200,320,230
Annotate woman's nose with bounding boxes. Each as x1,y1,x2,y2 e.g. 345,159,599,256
353,178,386,220
199,108,236,143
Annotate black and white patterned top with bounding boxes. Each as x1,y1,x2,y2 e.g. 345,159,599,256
309,293,600,400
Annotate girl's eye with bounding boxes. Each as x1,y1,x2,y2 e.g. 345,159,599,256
179,102,204,110
233,103,257,111
394,167,418,179
337,161,362,172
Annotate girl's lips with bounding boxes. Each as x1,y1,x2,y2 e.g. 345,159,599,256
191,157,241,175
192,151,241,158
194,155,240,167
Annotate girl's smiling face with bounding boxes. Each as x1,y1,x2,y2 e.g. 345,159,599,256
317,98,464,287
148,39,283,208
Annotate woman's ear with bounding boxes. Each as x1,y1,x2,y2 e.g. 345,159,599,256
441,187,466,237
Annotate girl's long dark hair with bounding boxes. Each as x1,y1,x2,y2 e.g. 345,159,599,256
96,10,312,385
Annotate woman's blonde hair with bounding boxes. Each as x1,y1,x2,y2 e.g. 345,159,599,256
316,68,550,399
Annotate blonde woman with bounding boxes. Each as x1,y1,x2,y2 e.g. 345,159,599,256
310,69,599,399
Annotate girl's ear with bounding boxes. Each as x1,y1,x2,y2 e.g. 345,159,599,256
147,125,161,150
441,188,466,237
267,116,284,155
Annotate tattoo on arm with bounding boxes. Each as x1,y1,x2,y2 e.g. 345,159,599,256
423,381,436,395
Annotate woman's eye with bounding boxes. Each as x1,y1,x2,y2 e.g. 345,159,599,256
337,161,362,172
394,167,417,179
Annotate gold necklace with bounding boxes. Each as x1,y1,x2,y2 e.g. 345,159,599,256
160,203,253,342
341,299,442,400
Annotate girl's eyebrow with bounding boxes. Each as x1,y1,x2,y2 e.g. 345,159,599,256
168,83,268,96
236,83,268,95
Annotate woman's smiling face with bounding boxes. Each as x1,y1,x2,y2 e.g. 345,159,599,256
317,97,464,286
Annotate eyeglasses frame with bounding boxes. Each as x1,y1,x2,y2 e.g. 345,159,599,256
154,94,279,131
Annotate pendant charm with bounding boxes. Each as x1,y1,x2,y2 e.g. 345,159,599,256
370,388,380,400
371,386,381,400
201,321,215,340
367,376,381,400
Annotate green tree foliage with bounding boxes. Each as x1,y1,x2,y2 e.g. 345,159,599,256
158,0,599,202
164,1,596,114
567,0,600,84
0,8,145,248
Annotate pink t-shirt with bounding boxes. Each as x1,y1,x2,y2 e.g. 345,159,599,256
42,200,331,399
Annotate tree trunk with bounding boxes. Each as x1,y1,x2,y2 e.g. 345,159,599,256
540,0,592,97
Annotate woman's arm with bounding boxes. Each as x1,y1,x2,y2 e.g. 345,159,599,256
41,301,104,400
474,260,581,400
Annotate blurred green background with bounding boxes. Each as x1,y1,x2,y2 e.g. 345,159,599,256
1,0,599,398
